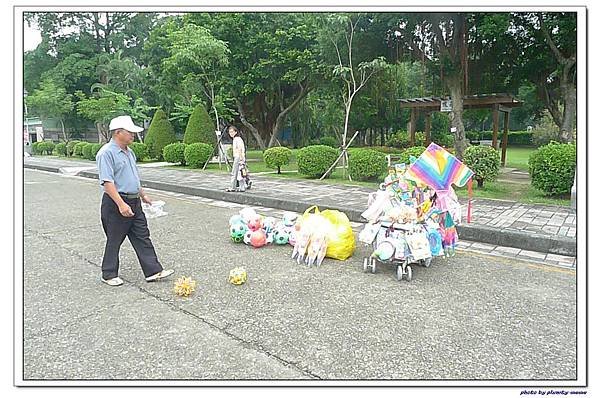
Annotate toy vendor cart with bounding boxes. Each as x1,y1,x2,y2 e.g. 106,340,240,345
361,220,437,281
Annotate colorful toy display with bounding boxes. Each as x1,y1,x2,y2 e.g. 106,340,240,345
359,142,474,281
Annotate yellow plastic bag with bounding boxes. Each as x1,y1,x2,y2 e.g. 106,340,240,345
321,209,356,261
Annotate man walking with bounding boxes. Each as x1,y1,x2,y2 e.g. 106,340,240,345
96,115,174,286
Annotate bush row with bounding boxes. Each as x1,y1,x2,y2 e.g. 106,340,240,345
528,141,576,196
467,130,533,146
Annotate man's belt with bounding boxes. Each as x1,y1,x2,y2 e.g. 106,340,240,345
119,192,140,199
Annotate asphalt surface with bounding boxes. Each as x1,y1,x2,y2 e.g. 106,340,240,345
22,169,577,381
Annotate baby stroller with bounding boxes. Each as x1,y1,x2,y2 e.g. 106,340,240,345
361,221,433,281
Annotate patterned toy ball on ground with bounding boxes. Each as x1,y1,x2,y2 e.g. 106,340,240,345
230,221,248,242
173,276,197,297
243,230,253,245
250,229,267,247
273,229,289,245
247,216,263,232
266,232,274,244
229,214,243,226
262,217,276,233
228,267,248,285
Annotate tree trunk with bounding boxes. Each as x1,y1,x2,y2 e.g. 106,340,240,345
236,99,266,149
268,85,310,148
59,119,68,142
560,80,576,143
447,75,468,159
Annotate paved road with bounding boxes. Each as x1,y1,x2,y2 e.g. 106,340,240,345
22,169,576,381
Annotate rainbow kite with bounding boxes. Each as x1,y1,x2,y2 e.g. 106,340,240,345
405,143,474,190
406,142,475,223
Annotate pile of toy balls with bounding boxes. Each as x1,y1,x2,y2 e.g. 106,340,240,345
229,208,299,248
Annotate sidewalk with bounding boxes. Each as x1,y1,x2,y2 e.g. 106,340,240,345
23,156,577,257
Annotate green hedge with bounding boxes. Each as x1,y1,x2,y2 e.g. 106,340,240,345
463,146,500,188
263,146,292,174
297,145,339,178
163,142,187,165
319,136,338,148
397,146,427,165
90,143,103,160
348,149,387,181
386,131,426,148
370,146,402,154
34,141,55,155
54,142,67,156
66,140,81,156
144,109,177,160
129,142,148,161
82,143,94,160
478,130,533,145
529,142,576,195
184,104,215,146
184,142,213,168
73,142,87,157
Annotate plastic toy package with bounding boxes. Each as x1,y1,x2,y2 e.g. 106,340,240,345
142,200,168,219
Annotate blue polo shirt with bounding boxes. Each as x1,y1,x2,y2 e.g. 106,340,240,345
96,139,141,194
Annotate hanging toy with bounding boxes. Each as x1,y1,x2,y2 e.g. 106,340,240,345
250,229,267,248
228,267,248,285
173,276,197,297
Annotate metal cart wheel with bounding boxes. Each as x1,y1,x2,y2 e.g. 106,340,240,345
396,265,403,281
421,257,432,268
405,265,413,282
363,258,369,273
370,258,377,274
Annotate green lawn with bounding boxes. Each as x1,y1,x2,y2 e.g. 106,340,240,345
504,146,535,171
454,180,570,206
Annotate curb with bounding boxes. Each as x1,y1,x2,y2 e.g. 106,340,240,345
25,163,576,257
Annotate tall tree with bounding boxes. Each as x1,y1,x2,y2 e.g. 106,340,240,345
26,78,74,141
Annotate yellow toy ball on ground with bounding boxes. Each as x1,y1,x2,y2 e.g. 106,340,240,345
173,276,197,297
228,267,248,285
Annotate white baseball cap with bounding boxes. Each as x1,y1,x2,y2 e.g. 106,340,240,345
109,115,144,133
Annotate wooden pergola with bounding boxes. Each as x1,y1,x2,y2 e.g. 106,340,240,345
398,93,523,166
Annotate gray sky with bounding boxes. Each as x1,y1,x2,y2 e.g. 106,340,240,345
24,23,41,51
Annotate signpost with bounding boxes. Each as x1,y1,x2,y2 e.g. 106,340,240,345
440,100,452,112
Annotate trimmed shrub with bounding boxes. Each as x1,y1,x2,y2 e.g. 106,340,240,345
90,143,103,160
466,131,481,142
163,142,187,165
319,136,338,148
82,143,94,160
35,141,55,155
397,146,426,165
432,133,454,148
73,141,87,157
263,146,292,174
144,109,177,160
370,146,402,154
54,142,67,156
348,149,387,181
67,140,81,156
184,104,215,146
184,142,213,168
463,146,501,188
529,142,576,195
387,131,426,149
297,145,339,178
129,142,148,162
31,142,41,155
386,131,410,149
479,130,533,146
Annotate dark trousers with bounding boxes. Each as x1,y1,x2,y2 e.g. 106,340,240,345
100,193,163,279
